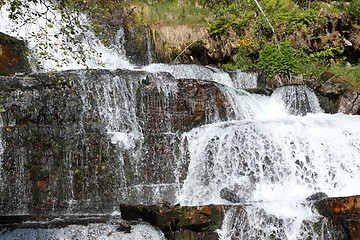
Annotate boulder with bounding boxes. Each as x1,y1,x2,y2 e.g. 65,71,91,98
318,75,349,97
120,203,234,240
315,195,360,239
338,90,360,115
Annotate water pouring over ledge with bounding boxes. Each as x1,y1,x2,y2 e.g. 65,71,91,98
0,2,360,239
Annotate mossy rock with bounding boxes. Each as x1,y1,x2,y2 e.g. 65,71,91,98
0,32,30,76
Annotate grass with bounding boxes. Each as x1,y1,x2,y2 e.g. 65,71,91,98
330,64,360,88
139,0,211,26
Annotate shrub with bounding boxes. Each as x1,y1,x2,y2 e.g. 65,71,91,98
256,41,307,77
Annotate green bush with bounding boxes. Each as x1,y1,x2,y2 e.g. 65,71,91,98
256,41,307,77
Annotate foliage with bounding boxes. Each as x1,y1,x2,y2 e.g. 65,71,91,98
223,37,257,70
341,0,360,24
0,0,116,70
308,47,345,63
208,2,255,36
223,50,251,70
256,41,307,77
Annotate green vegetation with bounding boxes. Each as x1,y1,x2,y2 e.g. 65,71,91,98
330,64,360,87
147,0,211,25
205,0,359,84
257,41,307,77
0,0,358,84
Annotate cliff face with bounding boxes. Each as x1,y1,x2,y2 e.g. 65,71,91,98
0,69,235,214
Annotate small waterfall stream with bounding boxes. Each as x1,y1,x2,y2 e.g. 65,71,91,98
0,2,360,239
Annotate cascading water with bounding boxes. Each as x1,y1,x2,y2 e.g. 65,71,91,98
0,2,133,71
177,85,360,238
1,1,360,239
272,85,323,116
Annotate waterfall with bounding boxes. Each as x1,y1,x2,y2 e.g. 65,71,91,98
272,85,323,116
1,1,360,239
0,2,133,71
142,64,257,88
177,88,360,238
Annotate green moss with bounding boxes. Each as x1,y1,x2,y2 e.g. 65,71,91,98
330,64,360,89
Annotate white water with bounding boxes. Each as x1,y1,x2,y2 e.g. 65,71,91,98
0,2,133,71
142,64,257,88
77,71,142,149
0,222,166,240
177,89,360,238
272,85,323,116
178,113,360,203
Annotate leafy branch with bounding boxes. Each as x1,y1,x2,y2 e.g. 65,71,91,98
0,0,115,70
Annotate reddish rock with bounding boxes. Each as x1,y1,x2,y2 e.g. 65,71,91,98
316,195,360,239
0,32,30,75
120,203,236,240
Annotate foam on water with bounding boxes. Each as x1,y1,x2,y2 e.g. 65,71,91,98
0,223,166,240
142,64,258,88
178,109,360,238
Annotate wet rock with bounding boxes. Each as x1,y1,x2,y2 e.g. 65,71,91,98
0,33,30,75
317,95,338,114
116,223,132,233
0,69,238,213
306,192,328,202
315,195,360,239
120,203,228,239
136,76,230,134
220,187,244,203
245,88,273,96
305,192,329,215
269,75,306,88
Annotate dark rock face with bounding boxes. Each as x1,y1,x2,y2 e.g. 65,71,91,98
0,33,30,75
0,72,120,214
306,192,328,202
0,69,234,214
